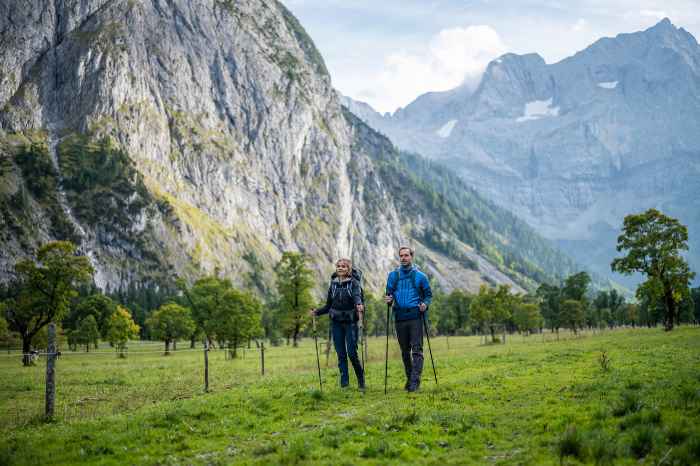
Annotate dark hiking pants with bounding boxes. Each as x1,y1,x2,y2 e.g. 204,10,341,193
331,320,364,387
395,317,424,387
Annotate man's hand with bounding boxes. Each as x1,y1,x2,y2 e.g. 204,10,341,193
356,303,364,313
419,303,427,313
356,304,364,328
384,295,393,304
308,308,316,317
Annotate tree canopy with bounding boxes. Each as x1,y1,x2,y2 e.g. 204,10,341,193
146,303,195,355
2,241,93,365
276,252,315,347
611,209,695,330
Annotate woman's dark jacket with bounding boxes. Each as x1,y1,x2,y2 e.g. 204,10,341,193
315,277,362,322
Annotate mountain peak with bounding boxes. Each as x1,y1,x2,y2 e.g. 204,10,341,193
650,17,674,30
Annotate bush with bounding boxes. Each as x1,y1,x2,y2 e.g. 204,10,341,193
665,421,689,445
558,424,584,461
628,425,661,458
585,430,617,465
612,391,643,417
619,408,661,431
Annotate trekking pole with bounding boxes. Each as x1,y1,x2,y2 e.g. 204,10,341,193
312,315,323,393
422,312,438,385
384,302,391,395
358,311,365,371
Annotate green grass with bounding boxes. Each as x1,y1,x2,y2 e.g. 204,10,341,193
1,327,699,465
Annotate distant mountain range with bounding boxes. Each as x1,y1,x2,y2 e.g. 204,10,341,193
0,0,581,294
342,18,700,286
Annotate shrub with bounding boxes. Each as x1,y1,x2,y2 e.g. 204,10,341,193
612,391,643,417
619,408,661,431
558,424,584,461
628,425,661,458
665,421,689,445
586,430,617,465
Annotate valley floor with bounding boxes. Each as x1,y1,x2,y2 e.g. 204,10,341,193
1,327,699,465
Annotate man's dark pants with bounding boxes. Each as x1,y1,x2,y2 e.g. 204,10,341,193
395,316,424,388
331,320,364,387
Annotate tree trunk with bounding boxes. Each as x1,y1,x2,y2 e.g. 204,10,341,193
293,324,300,347
165,339,170,355
22,335,32,366
664,283,675,331
190,334,196,349
173,340,177,351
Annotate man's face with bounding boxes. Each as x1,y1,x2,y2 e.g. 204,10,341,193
399,249,412,267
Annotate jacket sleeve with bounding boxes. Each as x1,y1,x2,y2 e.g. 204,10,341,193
419,273,432,305
315,285,333,316
385,270,397,297
352,279,362,305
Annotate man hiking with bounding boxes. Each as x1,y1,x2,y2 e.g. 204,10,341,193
310,258,365,390
384,246,432,392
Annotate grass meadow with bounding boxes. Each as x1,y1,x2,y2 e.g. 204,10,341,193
1,327,699,465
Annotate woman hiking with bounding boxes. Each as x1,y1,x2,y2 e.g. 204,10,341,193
310,258,365,391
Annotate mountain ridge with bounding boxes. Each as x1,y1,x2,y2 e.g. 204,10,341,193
342,18,700,286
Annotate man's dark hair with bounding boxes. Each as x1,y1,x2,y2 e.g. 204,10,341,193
398,246,414,257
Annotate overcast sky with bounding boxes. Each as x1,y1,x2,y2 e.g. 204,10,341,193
284,0,700,114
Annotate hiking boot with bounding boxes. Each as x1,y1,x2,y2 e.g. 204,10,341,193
404,379,411,391
407,377,421,393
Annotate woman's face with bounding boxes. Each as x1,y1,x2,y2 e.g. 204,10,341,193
336,261,350,277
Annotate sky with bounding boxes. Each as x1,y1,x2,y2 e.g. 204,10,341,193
284,0,700,114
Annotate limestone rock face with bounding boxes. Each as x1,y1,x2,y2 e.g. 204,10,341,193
0,0,574,294
345,19,700,285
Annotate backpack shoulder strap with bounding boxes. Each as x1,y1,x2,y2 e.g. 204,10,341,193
409,269,424,300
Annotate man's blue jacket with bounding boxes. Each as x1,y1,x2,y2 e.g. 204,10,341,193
385,265,432,321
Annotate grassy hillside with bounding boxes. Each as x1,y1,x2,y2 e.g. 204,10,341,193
2,327,699,465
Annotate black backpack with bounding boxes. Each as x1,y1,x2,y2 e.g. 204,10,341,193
330,267,365,321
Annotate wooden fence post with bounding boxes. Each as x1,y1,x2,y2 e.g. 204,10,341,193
260,341,265,376
204,340,209,392
45,322,57,419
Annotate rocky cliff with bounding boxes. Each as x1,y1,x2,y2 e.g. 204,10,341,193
0,0,578,295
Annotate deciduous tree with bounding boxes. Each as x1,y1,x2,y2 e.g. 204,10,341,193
276,252,315,347
106,306,140,358
2,241,93,365
611,209,695,330
146,303,195,355
215,289,262,358
469,284,513,343
76,315,100,352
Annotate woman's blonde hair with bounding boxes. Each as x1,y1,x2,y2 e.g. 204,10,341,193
336,258,352,269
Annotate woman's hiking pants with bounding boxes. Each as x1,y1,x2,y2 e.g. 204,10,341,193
331,320,364,387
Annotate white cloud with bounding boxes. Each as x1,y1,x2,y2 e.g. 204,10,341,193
353,25,507,113
572,18,588,31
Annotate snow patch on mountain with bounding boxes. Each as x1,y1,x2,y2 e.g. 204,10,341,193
436,119,458,138
516,98,559,122
598,81,618,89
